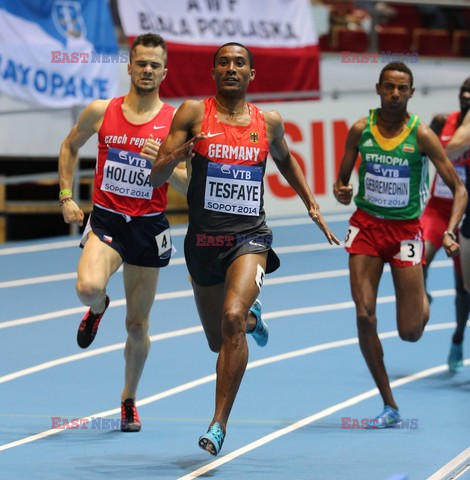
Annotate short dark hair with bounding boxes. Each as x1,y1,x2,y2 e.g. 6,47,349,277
379,62,413,87
130,33,168,65
213,42,254,68
460,77,470,94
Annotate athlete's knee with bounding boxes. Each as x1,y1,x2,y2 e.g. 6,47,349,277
221,308,246,342
356,310,376,333
75,280,103,306
398,326,422,342
126,317,149,341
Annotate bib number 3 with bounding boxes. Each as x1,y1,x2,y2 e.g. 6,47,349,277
399,240,422,263
344,225,360,248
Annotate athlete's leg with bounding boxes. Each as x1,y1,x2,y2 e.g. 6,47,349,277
391,263,429,340
460,233,470,294
76,231,122,313
121,263,159,401
196,252,267,434
349,254,398,408
452,268,470,345
423,240,438,285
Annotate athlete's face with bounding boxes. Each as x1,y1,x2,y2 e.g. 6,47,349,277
212,46,255,96
128,45,167,95
376,70,414,113
459,88,470,117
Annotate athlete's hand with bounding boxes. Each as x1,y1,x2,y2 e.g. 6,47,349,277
333,181,353,205
61,199,84,226
140,134,162,164
442,234,460,258
166,133,207,164
309,205,341,245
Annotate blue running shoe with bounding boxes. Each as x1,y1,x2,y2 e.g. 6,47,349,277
366,405,401,429
198,422,225,456
249,299,268,347
448,342,463,372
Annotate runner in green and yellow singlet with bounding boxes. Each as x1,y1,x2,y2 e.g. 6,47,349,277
334,62,467,429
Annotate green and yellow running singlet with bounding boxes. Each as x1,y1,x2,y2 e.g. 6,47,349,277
354,109,429,220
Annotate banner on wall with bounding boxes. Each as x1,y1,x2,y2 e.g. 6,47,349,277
117,0,319,98
0,0,119,107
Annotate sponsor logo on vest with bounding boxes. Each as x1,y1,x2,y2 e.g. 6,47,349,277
365,153,409,166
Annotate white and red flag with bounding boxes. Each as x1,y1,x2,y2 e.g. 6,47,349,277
117,0,319,98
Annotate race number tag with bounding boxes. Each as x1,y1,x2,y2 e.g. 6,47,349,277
399,240,422,262
204,162,262,216
344,225,360,248
101,148,153,199
155,228,172,256
364,162,410,208
255,264,265,291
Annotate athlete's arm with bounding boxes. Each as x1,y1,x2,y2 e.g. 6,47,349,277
58,99,109,226
418,122,468,257
266,110,339,245
168,164,189,195
333,119,365,205
446,109,470,160
150,100,205,188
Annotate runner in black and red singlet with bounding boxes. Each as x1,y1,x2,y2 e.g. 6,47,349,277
150,42,339,456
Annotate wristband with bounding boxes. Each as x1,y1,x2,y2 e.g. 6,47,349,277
443,230,457,242
59,189,72,199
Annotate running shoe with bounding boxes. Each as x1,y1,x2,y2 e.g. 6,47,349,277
77,295,110,349
426,292,433,305
249,299,268,347
448,342,464,372
366,405,401,429
121,398,141,432
198,422,225,456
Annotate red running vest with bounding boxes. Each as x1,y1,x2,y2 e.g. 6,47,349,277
93,96,175,216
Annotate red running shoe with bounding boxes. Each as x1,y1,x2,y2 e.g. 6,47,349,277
76,295,110,348
121,398,141,432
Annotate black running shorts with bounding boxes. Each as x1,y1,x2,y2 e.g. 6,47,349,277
87,207,172,268
184,224,280,286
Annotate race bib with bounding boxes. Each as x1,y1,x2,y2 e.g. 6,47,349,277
344,225,360,248
204,163,262,216
399,239,422,263
101,148,153,199
364,162,410,208
433,166,467,199
155,228,172,257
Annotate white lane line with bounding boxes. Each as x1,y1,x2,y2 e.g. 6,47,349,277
427,447,470,480
0,213,352,257
0,290,194,330
0,253,455,329
0,285,464,386
0,324,462,453
0,242,342,290
0,326,203,384
177,360,470,480
0,252,452,290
